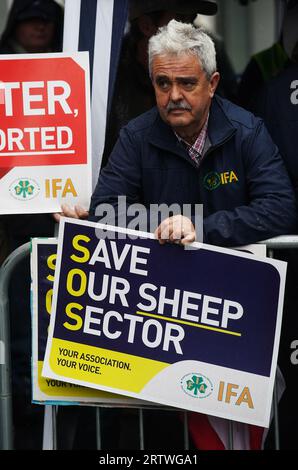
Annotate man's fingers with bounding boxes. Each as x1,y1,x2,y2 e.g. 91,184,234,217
155,216,196,246
62,204,80,218
156,218,171,236
158,226,171,244
155,218,171,243
181,232,196,246
169,229,182,242
53,212,62,223
74,205,89,219
53,204,89,222
159,222,173,243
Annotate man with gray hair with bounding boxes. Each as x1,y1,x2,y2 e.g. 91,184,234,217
88,19,296,248
57,19,297,449
101,0,238,167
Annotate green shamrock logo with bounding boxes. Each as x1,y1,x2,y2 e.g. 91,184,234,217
186,375,208,396
203,172,221,191
14,180,35,199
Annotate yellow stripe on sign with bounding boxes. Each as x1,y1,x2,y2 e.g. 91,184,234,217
136,311,242,337
49,338,169,393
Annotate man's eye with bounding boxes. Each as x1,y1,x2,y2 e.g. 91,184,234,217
182,81,196,90
157,80,170,90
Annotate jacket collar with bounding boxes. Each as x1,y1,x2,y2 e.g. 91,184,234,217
148,96,236,159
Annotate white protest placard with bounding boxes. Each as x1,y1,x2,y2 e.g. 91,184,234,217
0,53,92,214
43,219,286,427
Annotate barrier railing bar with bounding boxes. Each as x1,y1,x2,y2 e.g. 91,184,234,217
0,242,31,450
52,405,58,450
96,408,102,450
228,421,234,450
268,248,281,451
139,408,145,450
273,384,280,450
183,411,190,450
260,235,298,249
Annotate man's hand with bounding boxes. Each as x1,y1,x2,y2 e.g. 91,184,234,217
53,204,89,222
154,215,196,246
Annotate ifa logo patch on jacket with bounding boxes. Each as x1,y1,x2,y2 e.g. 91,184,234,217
203,170,239,191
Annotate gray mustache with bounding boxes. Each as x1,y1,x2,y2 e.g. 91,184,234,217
166,101,192,113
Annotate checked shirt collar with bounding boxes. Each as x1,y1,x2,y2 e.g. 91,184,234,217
175,114,209,167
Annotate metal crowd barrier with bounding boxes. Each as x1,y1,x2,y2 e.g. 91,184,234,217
0,242,30,450
1,236,298,450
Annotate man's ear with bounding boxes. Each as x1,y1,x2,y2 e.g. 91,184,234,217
137,15,158,38
209,72,220,97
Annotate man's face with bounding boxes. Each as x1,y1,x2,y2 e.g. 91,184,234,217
151,53,219,137
15,18,56,53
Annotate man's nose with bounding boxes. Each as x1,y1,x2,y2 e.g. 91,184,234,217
170,83,183,102
35,20,48,31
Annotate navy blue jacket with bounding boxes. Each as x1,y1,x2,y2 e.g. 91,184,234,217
90,95,297,247
260,63,298,195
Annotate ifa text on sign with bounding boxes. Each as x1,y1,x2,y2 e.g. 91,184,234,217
43,219,286,427
0,53,91,214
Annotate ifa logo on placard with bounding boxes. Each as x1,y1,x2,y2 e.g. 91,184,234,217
180,373,214,399
9,177,40,201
